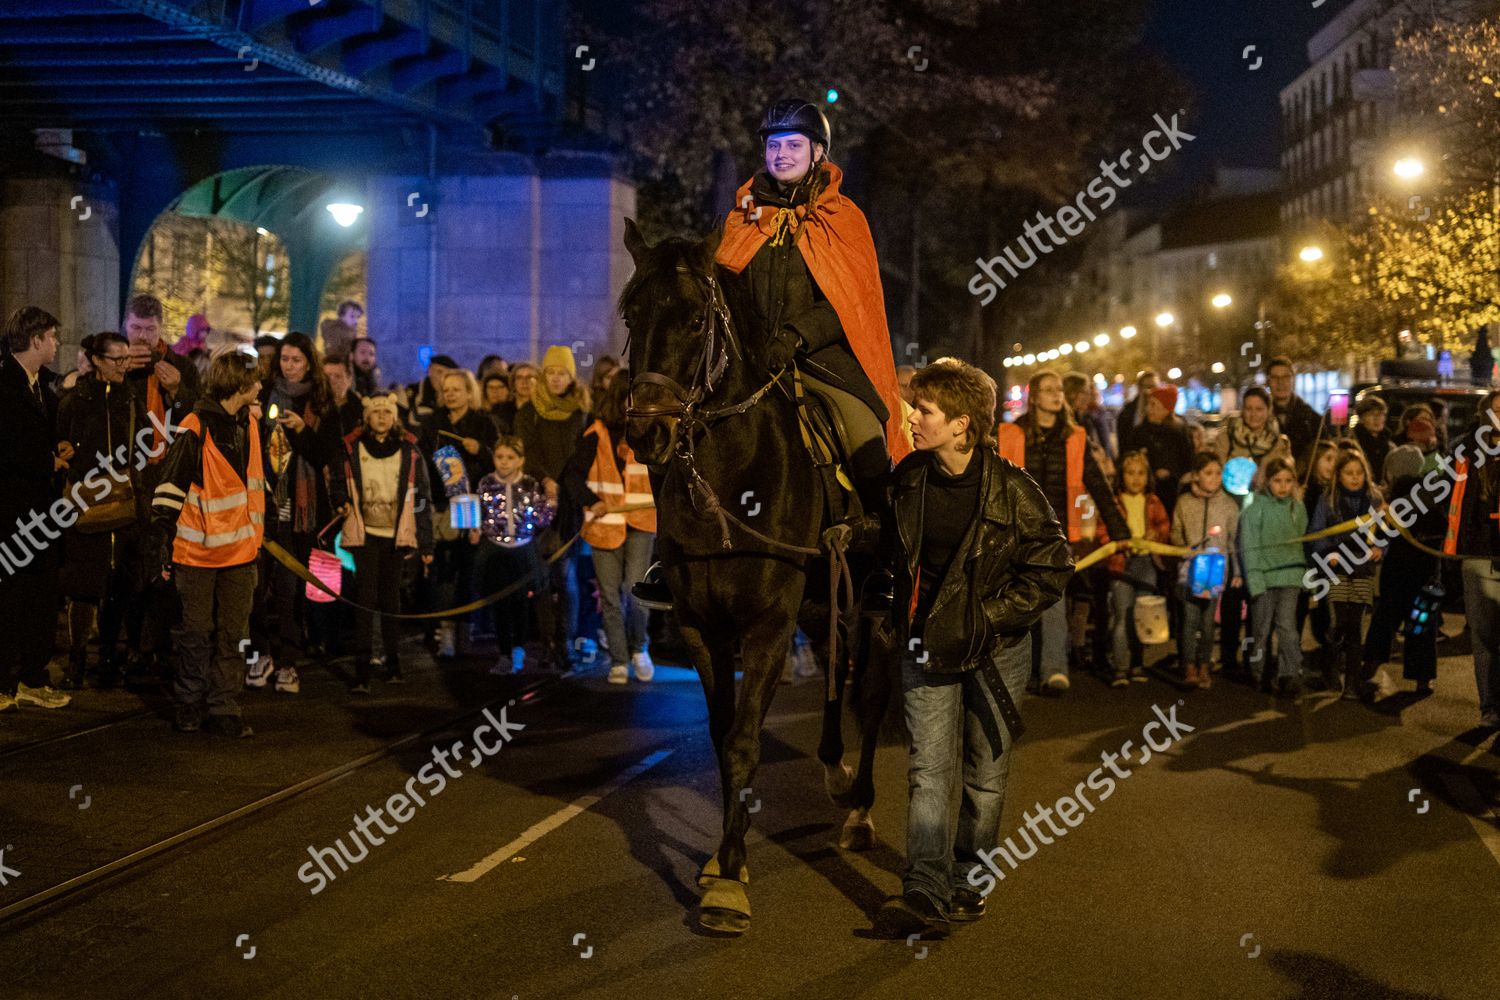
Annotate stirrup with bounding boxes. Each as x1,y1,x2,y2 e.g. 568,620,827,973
632,561,674,611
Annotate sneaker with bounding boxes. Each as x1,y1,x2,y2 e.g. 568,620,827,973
874,890,950,939
608,664,629,685
436,623,456,659
1043,673,1070,693
1129,667,1148,684
793,645,818,679
631,651,656,682
173,708,201,733
1110,673,1130,689
950,887,987,923
15,683,70,709
245,654,274,689
273,665,301,694
384,668,405,685
0,692,17,713
371,654,385,670
204,714,254,739
349,682,371,696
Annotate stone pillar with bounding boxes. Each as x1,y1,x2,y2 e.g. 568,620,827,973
364,154,635,388
0,175,120,371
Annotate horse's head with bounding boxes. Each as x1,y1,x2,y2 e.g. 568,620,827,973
619,218,727,466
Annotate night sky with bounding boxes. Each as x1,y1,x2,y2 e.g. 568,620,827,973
1136,0,1353,205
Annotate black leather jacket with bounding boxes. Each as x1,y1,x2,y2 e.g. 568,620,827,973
892,447,1073,672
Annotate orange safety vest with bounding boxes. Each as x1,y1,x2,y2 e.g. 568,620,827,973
996,422,1090,542
172,413,266,568
1445,457,1469,555
581,420,656,550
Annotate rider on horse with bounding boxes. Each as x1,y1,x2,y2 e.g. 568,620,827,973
635,98,910,610
722,99,910,593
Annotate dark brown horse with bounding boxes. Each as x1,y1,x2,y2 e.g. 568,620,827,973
620,220,896,935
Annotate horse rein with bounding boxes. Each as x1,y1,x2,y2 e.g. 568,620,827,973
625,264,816,557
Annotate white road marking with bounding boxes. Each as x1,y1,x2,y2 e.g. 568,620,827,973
439,748,674,884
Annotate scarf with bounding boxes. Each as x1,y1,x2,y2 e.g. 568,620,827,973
1226,415,1282,460
530,379,582,422
144,342,170,463
717,162,910,462
268,375,321,533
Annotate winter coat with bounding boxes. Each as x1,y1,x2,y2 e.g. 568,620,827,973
1009,419,1129,543
419,407,497,503
1095,490,1170,578
1273,393,1324,466
1170,487,1240,579
1239,492,1307,597
332,427,434,556
1309,485,1381,580
1134,418,1195,514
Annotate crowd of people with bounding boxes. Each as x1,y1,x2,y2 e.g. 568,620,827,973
986,357,1500,731
0,296,658,737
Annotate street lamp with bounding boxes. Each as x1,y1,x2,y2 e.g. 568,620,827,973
1298,244,1325,263
1059,342,1073,355
1074,341,1090,353
1120,325,1137,339
325,202,364,227
1155,311,1175,328
1392,156,1426,180
1211,292,1233,309
1093,332,1110,347
1167,367,1182,380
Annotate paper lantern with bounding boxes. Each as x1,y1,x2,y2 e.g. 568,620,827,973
306,548,343,603
1188,549,1227,600
1135,595,1170,645
450,493,481,530
1222,456,1257,496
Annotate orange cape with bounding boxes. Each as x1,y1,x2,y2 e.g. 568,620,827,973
715,163,911,463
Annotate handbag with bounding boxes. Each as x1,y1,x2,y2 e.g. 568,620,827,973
76,403,139,534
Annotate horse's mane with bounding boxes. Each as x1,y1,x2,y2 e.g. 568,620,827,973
618,232,708,321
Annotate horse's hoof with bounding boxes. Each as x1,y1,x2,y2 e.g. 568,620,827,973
823,762,855,800
839,811,877,851
698,855,749,889
699,878,751,935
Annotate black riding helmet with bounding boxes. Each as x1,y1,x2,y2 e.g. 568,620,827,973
758,99,832,158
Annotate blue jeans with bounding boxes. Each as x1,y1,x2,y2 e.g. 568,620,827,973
1250,587,1302,684
1462,559,1500,721
1180,594,1216,665
1031,599,1068,681
590,527,654,662
901,635,1031,912
1108,555,1155,673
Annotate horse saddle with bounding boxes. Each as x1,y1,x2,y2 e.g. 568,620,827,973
789,367,864,534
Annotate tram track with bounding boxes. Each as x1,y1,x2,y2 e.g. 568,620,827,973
0,668,567,927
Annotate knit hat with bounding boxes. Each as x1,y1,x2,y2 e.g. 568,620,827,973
362,392,399,418
1150,385,1179,413
541,344,578,378
1383,443,1424,484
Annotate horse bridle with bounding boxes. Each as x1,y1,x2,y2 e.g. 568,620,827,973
626,264,740,422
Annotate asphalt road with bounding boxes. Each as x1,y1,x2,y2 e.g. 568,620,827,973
2,632,1498,1000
